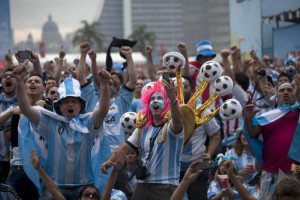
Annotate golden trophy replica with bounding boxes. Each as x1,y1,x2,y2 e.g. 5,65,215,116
136,52,242,151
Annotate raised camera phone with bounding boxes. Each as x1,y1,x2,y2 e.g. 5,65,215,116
195,160,215,171
17,50,32,59
162,72,171,83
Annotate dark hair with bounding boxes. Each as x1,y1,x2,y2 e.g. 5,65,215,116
25,74,46,86
234,72,249,91
111,72,124,85
196,54,215,62
78,185,99,199
278,72,291,83
182,75,195,90
266,75,275,88
273,178,300,199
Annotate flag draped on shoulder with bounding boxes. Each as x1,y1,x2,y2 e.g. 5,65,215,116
243,103,300,165
18,115,47,193
91,132,112,194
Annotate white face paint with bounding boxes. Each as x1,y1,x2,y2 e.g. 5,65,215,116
149,92,165,114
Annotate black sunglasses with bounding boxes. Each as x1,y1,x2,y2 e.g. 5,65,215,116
81,192,99,198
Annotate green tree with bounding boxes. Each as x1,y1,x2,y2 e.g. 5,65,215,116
129,24,155,55
72,20,103,51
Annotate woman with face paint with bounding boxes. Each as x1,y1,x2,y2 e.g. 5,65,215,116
102,80,184,200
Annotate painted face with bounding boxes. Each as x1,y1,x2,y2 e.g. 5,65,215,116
149,92,165,114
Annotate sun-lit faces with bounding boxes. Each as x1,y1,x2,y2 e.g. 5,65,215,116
149,92,165,115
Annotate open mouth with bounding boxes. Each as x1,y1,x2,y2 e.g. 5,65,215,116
153,105,160,111
169,65,175,69
5,82,12,87
67,108,74,114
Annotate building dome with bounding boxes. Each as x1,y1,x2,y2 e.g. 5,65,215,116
42,15,59,32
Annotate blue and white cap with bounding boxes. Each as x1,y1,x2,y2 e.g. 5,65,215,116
196,39,216,58
53,77,86,115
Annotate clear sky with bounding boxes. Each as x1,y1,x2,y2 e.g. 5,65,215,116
10,0,101,43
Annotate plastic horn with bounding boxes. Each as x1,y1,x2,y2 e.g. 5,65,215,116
195,93,219,117
195,108,219,127
187,80,208,109
176,68,184,104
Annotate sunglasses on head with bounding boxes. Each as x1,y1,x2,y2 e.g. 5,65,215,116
82,192,99,198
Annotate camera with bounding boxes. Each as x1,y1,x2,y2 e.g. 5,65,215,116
17,50,32,59
135,165,151,180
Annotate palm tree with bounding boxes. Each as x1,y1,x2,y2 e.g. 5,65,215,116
129,24,155,55
72,20,103,51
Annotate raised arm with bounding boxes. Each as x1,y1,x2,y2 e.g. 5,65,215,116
101,143,133,173
101,151,126,200
170,162,202,200
230,45,243,73
162,79,183,134
30,149,66,200
92,69,111,129
145,45,157,81
243,104,260,137
122,46,137,89
5,50,13,69
88,49,100,87
0,107,20,125
224,160,256,200
13,64,40,126
28,51,43,76
77,42,90,86
53,46,65,84
221,48,236,85
177,43,190,78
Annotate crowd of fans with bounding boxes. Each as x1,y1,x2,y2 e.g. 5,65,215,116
0,37,299,200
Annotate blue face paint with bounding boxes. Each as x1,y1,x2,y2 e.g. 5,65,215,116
149,92,165,114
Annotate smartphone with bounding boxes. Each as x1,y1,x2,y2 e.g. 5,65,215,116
162,72,171,83
17,50,32,59
195,160,215,171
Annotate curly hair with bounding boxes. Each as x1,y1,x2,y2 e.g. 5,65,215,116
140,81,170,127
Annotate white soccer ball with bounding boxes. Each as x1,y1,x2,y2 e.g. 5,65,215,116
141,82,154,94
199,61,223,82
219,99,242,120
214,76,233,96
120,112,137,134
162,52,186,71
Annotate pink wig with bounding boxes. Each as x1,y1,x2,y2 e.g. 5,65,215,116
141,81,171,127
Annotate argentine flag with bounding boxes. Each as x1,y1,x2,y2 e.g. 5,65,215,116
243,104,300,164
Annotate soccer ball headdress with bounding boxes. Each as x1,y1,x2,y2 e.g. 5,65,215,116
136,52,241,150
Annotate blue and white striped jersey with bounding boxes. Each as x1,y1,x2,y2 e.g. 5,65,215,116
102,86,134,151
127,123,184,186
225,148,259,184
33,111,100,186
